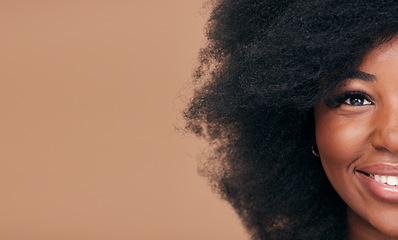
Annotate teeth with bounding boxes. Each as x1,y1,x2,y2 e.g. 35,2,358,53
373,175,398,186
387,176,398,186
375,175,381,182
381,175,387,184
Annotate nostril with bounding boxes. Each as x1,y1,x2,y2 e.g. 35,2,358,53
373,145,389,152
370,128,398,154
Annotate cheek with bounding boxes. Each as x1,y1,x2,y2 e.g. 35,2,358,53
317,120,365,166
314,108,371,181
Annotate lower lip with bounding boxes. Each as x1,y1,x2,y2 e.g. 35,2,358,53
356,172,398,202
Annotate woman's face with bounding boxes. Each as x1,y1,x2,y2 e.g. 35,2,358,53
314,37,398,239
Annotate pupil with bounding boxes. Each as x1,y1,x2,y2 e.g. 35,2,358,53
352,98,362,105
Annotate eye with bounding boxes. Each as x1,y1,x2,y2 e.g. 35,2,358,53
324,90,374,108
344,95,373,106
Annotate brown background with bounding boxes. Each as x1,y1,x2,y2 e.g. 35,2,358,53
0,1,248,239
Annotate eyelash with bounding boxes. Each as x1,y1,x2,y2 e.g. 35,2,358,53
325,90,374,108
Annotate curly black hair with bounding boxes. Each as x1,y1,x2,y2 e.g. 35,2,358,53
184,0,398,239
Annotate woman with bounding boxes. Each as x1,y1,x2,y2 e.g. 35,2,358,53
184,0,398,239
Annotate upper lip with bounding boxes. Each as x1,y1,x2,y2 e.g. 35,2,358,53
356,163,398,176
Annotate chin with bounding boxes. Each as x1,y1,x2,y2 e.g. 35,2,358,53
370,215,398,238
349,205,398,239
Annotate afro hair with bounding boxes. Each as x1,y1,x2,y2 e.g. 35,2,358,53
184,0,398,239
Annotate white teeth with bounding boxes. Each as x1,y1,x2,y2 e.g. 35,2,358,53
373,175,398,186
380,175,387,184
387,176,398,186
375,175,381,182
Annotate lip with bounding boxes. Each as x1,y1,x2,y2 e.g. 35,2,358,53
357,163,398,176
356,163,398,202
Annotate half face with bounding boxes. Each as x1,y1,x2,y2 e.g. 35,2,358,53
314,37,398,240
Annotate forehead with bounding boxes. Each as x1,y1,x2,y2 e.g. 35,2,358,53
360,37,398,74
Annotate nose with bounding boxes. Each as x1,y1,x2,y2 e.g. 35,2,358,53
371,107,398,154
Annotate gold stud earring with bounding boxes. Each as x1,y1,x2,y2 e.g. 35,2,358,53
312,145,320,157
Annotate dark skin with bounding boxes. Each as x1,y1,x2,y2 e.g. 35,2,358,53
315,36,398,240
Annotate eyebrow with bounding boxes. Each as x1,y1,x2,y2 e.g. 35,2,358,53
350,70,376,81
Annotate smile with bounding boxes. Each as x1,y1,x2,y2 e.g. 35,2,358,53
359,171,398,186
356,164,398,202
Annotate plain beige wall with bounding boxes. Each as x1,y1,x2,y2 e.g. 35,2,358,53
0,1,248,239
